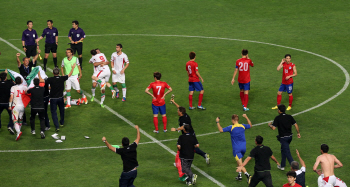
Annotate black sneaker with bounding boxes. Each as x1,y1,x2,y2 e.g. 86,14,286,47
55,128,60,132
40,131,45,139
235,174,242,181
8,127,15,135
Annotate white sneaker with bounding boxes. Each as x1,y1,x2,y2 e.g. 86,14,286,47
192,174,197,185
153,130,159,133
112,90,116,99
31,130,36,135
277,165,285,170
205,154,210,164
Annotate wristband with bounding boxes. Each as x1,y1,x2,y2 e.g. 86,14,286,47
216,121,219,123
112,68,115,71
9,102,12,107
103,140,106,143
23,46,25,48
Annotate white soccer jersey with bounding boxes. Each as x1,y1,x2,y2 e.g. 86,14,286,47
10,85,27,107
111,52,129,72
89,53,110,73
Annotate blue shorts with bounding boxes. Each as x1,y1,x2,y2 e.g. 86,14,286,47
238,82,250,91
278,83,293,94
152,104,166,115
188,82,203,91
233,146,246,161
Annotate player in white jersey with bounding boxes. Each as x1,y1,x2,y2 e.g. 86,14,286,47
9,77,28,141
111,44,129,101
89,49,116,108
318,173,347,187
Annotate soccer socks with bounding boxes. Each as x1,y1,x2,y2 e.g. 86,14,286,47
53,57,58,67
96,79,102,84
198,93,204,106
240,92,244,106
109,86,114,91
79,90,86,98
289,95,293,107
162,116,167,130
122,83,126,98
189,95,193,107
153,117,159,131
277,95,282,105
244,172,250,177
113,84,119,92
244,94,249,108
79,57,83,69
91,87,96,97
43,58,48,70
14,122,21,133
66,92,71,105
101,93,105,104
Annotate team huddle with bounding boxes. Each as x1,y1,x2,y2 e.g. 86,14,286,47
0,19,346,187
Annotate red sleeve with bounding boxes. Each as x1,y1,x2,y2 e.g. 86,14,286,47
235,60,239,68
250,59,254,67
195,63,198,71
165,82,171,89
147,83,153,90
39,82,45,87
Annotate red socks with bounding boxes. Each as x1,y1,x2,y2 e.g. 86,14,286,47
162,116,167,130
240,92,244,106
153,117,158,131
277,95,282,105
198,93,203,106
189,95,193,107
289,95,293,107
244,94,249,108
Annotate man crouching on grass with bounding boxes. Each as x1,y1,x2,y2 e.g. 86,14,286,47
102,125,140,187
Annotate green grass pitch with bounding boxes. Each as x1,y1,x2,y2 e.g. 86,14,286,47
0,1,350,186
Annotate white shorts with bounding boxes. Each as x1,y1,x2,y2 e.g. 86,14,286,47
93,70,111,83
112,72,125,84
66,75,81,90
318,175,336,187
12,106,25,121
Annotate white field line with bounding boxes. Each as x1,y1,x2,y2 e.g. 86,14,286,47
0,36,225,187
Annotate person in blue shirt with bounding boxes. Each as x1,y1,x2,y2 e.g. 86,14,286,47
216,114,252,183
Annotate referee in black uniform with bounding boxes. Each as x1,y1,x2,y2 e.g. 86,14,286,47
46,66,75,132
22,21,40,61
0,71,15,134
102,125,140,187
26,77,46,139
68,20,85,69
237,136,280,187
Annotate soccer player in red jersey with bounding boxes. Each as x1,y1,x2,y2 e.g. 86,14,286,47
283,171,302,187
186,52,205,110
272,54,297,111
145,72,172,133
231,49,254,111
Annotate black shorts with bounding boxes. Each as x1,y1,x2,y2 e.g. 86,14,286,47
249,171,273,187
25,45,37,58
70,42,83,55
45,43,57,53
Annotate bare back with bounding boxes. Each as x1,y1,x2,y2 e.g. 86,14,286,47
314,153,341,177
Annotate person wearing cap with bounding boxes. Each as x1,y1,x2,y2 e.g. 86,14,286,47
268,104,301,171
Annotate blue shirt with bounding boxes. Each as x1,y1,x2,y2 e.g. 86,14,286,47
223,123,251,149
41,27,58,44
68,27,85,42
22,29,38,46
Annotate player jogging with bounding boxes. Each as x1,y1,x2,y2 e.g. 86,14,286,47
9,77,28,141
216,114,252,183
61,48,87,109
186,51,205,110
111,44,129,101
89,49,116,108
145,72,172,133
231,49,254,111
272,54,297,111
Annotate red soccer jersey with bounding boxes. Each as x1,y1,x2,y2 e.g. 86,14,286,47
186,61,200,82
283,183,302,187
282,62,295,85
147,81,171,106
235,58,254,83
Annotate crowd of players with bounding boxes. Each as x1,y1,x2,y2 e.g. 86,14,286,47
0,20,347,187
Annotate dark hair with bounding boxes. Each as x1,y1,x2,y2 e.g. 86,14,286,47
285,54,291,58
256,135,263,144
27,20,33,25
231,114,239,121
95,48,100,51
321,144,329,153
178,106,186,114
90,49,97,55
116,44,123,48
122,137,130,147
286,171,296,178
15,77,22,85
33,78,39,86
183,124,190,133
291,161,299,170
66,48,74,54
0,72,7,81
22,57,29,62
72,20,79,25
47,20,53,24
278,104,286,113
242,49,248,56
53,67,60,75
189,51,196,59
153,72,161,80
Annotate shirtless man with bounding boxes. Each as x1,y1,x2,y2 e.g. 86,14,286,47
313,144,343,187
